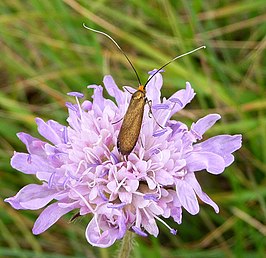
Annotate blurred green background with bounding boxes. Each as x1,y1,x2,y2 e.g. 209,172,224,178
0,0,266,257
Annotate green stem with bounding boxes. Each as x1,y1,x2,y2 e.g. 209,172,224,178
117,231,135,258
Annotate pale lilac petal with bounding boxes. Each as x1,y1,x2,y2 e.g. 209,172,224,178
146,177,156,189
125,179,139,192
190,114,221,140
103,75,124,105
194,135,242,167
176,180,199,215
66,107,81,131
87,84,104,112
17,133,46,155
35,118,63,145
5,184,58,210
155,170,174,185
86,206,127,248
148,69,164,76
11,152,54,174
107,181,117,192
173,159,186,171
145,72,163,104
86,217,117,248
186,173,219,213
186,152,225,174
171,206,182,224
168,190,182,224
33,202,75,234
88,187,98,201
148,202,164,215
119,191,132,203
143,217,159,237
168,82,195,117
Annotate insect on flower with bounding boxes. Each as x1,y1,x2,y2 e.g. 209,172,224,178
5,25,242,247
83,24,206,155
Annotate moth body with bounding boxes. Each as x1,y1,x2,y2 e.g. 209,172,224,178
117,87,146,155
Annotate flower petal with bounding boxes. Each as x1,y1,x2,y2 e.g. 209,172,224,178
186,173,219,213
5,184,58,210
190,114,221,141
194,135,242,167
32,202,75,234
145,72,163,104
176,180,199,215
36,118,63,145
143,216,159,237
103,75,125,106
11,152,54,175
186,152,225,174
17,133,46,155
86,216,117,248
168,82,195,117
87,84,104,113
155,169,174,185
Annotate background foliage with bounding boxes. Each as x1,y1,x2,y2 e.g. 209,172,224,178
0,0,265,257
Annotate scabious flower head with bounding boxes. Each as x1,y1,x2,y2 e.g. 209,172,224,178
5,71,242,247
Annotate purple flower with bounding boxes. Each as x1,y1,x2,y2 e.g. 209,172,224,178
5,71,242,247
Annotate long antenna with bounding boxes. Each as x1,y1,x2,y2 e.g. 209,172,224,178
144,45,206,88
83,23,142,86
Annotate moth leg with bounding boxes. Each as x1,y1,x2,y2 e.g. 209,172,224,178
123,86,134,95
70,212,81,223
112,116,123,125
146,99,164,129
147,99,153,118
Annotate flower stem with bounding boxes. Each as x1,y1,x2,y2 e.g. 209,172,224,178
117,231,135,258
